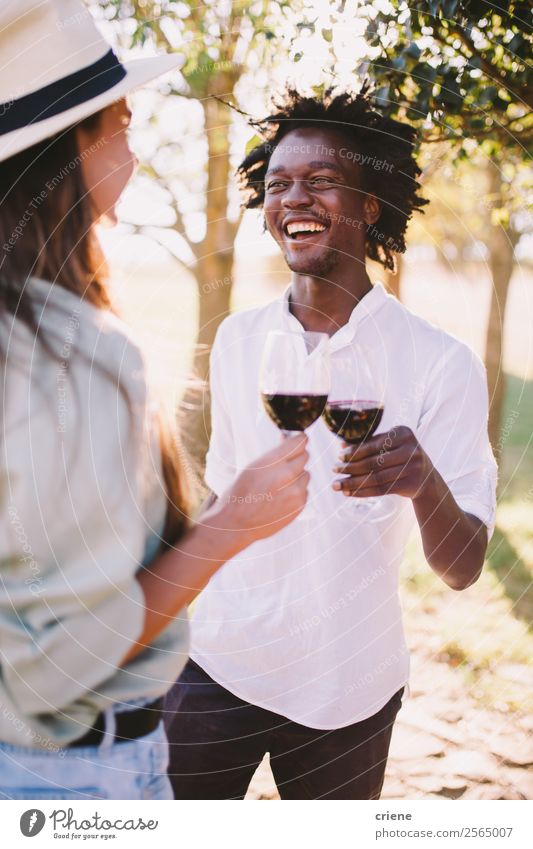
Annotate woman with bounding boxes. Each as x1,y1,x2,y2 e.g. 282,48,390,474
0,1,309,799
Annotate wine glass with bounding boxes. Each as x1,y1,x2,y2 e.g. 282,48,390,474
260,329,330,521
323,343,394,522
260,330,330,434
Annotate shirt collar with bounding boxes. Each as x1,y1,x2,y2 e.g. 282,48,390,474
279,281,389,351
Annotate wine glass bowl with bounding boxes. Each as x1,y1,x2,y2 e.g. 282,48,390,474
262,392,329,433
322,400,384,444
260,330,330,435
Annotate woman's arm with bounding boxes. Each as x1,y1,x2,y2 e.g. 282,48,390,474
121,433,309,665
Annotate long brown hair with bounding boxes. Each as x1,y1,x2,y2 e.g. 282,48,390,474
0,112,191,549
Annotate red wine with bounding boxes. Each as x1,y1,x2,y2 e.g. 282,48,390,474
262,392,328,431
323,400,384,443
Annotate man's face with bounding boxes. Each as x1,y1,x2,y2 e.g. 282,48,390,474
263,127,377,278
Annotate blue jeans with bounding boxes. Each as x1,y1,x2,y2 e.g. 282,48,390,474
0,722,172,800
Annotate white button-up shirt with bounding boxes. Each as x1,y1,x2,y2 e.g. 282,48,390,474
190,283,497,729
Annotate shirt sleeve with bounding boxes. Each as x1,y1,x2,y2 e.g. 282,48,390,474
204,320,238,496
0,333,151,717
415,341,498,538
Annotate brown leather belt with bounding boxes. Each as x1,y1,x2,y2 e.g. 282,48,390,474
69,698,164,748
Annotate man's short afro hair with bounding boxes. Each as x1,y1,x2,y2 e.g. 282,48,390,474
237,85,428,271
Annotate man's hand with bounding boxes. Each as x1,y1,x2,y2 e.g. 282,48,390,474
332,425,432,499
332,425,487,591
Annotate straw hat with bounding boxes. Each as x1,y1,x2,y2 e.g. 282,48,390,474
0,0,182,163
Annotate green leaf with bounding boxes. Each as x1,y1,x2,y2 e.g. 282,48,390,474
406,105,425,122
312,83,326,99
416,96,430,116
412,62,437,83
508,33,525,57
479,86,498,104
293,52,303,62
442,0,459,18
405,42,422,59
493,96,511,113
321,28,333,43
467,55,484,70
436,77,463,112
131,23,148,47
391,54,406,70
374,85,390,109
245,134,262,156
491,207,510,228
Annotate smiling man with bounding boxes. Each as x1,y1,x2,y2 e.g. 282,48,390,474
165,88,497,800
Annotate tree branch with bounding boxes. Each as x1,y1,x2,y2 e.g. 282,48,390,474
127,223,198,278
171,203,200,260
450,25,532,109
423,122,533,144
139,158,200,257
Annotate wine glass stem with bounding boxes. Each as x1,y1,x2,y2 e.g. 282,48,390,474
279,429,320,522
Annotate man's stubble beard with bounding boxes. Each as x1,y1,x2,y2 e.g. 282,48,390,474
284,247,340,279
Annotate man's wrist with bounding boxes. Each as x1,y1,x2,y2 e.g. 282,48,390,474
412,458,441,507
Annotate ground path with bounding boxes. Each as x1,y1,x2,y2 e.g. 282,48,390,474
246,589,533,800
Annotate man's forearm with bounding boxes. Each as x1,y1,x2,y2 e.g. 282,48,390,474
413,466,488,590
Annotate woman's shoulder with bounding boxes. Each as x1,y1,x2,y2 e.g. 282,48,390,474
1,278,150,435
25,277,144,367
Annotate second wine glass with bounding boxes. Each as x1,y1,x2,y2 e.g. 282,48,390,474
323,343,394,522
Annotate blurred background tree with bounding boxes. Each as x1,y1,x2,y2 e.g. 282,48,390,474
95,0,306,465
356,0,532,456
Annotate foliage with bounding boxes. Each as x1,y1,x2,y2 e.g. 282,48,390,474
359,0,532,156
93,0,311,264
352,1,532,456
99,0,296,97
410,149,531,259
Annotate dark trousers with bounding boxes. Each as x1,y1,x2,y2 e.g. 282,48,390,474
164,659,404,800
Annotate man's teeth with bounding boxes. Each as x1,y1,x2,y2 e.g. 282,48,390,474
286,221,326,235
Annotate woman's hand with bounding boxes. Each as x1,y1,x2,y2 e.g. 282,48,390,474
212,433,310,544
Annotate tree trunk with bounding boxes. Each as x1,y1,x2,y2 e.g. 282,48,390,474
180,93,237,473
180,253,233,474
484,164,516,463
